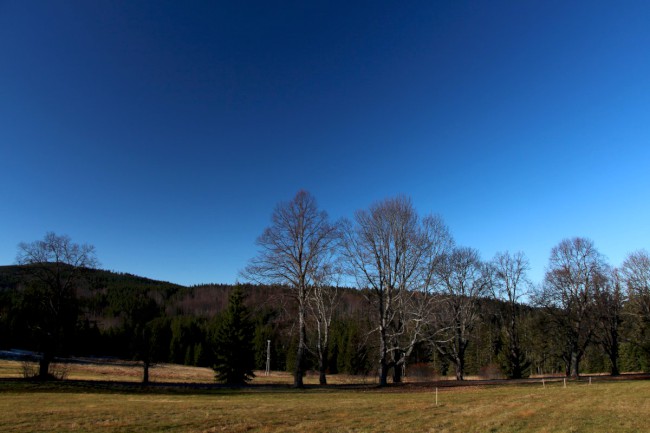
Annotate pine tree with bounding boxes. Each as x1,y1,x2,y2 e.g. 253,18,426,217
212,287,256,385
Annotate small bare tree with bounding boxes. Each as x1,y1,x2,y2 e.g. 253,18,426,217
430,247,491,380
491,251,531,379
342,196,452,386
242,191,339,388
16,232,98,380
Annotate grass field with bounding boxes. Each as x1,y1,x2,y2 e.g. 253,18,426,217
0,359,378,385
1,376,650,432
1,359,650,432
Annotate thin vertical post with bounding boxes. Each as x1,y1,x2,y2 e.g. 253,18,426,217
265,340,271,376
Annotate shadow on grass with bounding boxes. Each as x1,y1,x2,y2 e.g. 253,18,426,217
2,372,649,397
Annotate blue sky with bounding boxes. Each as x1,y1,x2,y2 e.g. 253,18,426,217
1,1,649,286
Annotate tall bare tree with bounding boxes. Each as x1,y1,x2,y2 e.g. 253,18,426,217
593,268,624,375
243,190,339,388
535,237,608,378
342,196,452,386
622,250,650,320
491,251,531,378
430,247,491,380
16,232,98,380
307,262,340,385
621,250,650,360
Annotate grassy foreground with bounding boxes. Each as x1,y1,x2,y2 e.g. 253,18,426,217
1,379,649,432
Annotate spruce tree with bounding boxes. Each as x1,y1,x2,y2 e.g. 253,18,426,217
212,287,256,385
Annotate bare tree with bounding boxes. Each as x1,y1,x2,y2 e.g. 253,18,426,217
15,232,98,380
621,250,650,361
535,237,608,378
306,262,340,385
622,250,650,320
430,247,491,380
491,251,531,379
593,268,624,375
342,196,452,386
242,190,339,388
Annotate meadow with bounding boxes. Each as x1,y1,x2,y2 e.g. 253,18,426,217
1,360,649,432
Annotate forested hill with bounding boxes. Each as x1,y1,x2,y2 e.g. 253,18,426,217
2,264,647,378
0,265,186,293
0,264,295,322
0,264,373,375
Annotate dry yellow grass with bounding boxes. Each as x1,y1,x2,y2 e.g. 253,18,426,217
0,359,214,383
0,359,379,385
0,359,495,385
3,359,650,432
1,379,650,432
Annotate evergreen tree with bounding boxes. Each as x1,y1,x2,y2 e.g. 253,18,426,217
212,287,255,385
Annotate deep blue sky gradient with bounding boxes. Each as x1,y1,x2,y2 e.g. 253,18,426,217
2,1,649,285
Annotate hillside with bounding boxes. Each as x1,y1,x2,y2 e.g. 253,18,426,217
0,264,373,375
1,264,641,379
1,264,284,322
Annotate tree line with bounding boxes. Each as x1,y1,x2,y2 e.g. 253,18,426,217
1,191,649,387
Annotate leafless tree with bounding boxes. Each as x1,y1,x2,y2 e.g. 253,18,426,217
622,250,650,320
342,196,453,386
534,237,608,378
306,262,340,385
621,250,650,360
16,232,98,380
593,268,624,375
242,191,339,388
491,251,531,378
430,247,491,380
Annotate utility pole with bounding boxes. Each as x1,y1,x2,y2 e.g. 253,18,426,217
265,339,271,376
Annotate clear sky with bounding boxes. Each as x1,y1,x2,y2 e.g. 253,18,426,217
2,1,649,286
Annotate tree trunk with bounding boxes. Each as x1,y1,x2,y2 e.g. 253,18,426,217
509,311,523,379
455,332,466,381
378,326,388,386
392,363,402,383
569,350,580,378
294,303,306,388
510,346,522,379
318,346,327,385
454,356,464,381
609,333,620,376
38,353,52,380
143,360,150,385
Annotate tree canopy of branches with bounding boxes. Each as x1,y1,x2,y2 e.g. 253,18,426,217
15,232,98,380
343,196,453,386
430,247,491,380
535,237,609,378
243,190,339,388
622,250,650,319
621,250,650,361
